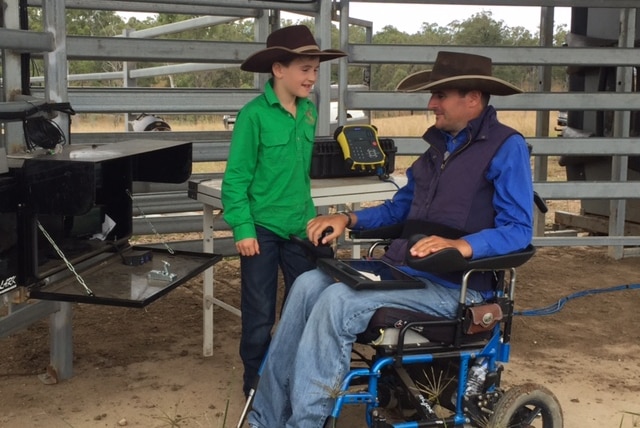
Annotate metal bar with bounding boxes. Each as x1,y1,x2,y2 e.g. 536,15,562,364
349,45,640,66
127,16,239,38
351,0,640,7
132,215,229,235
608,8,637,259
0,28,54,52
49,302,73,381
349,91,640,111
0,301,60,337
533,182,640,199
533,235,640,246
528,138,640,156
27,0,317,13
30,88,260,113
64,36,261,63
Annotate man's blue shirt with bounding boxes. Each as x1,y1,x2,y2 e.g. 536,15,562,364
355,132,534,291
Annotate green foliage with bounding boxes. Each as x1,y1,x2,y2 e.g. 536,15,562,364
451,11,509,46
66,9,125,36
367,10,565,91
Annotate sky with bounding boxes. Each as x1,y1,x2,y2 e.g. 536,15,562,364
287,4,572,34
121,4,572,35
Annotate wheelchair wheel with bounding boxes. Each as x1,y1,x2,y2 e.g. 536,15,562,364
487,383,563,428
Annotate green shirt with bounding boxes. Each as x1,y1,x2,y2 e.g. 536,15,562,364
221,79,317,242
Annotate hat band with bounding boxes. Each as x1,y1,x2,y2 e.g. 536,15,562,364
292,44,321,53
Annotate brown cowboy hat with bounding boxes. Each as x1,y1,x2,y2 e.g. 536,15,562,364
241,25,346,73
396,51,522,96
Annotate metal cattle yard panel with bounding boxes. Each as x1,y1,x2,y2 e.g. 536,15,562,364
1,0,640,381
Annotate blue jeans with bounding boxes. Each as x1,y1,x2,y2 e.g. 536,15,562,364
239,226,316,396
247,268,484,428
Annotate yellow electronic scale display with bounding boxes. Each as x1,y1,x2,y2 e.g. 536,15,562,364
334,125,386,172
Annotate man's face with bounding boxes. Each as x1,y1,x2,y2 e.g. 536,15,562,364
427,89,481,135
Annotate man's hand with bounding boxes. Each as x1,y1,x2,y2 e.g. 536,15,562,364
409,235,472,258
236,238,260,256
306,214,352,245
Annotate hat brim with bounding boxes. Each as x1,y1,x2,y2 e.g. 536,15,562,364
241,47,346,73
396,70,522,96
395,70,433,92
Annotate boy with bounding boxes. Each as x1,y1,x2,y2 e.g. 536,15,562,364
221,25,346,398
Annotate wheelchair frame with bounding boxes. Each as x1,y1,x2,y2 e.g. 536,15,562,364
324,245,563,428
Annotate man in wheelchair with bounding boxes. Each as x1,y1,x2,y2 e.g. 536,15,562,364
247,51,560,428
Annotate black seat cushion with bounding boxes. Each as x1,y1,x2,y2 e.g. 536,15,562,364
358,307,492,346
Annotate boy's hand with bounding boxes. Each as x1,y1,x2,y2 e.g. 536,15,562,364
236,238,260,256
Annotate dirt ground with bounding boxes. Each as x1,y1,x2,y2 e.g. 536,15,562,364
2,240,640,427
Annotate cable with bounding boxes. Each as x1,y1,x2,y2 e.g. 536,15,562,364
376,166,400,189
23,116,66,150
20,102,76,151
514,283,640,316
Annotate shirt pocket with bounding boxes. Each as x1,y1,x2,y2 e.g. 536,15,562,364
303,127,315,145
260,130,291,161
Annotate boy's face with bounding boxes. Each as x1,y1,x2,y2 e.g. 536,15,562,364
273,56,321,99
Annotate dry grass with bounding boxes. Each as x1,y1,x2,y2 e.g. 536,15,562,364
72,111,559,137
70,114,228,133
373,110,559,138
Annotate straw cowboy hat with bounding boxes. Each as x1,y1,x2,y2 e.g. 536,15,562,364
241,25,347,73
396,51,522,96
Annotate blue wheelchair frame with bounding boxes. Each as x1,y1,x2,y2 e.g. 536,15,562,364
325,245,540,427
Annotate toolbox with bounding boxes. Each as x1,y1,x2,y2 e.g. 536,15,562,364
0,139,221,307
310,136,397,179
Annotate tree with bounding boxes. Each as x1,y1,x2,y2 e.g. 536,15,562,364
450,11,507,46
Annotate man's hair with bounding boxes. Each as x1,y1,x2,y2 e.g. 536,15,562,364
458,89,491,107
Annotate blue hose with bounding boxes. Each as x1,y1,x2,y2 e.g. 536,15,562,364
515,283,640,316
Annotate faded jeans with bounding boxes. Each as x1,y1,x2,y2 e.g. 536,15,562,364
247,268,484,428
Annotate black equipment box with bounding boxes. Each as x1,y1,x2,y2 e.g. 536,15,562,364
0,139,221,307
310,137,397,179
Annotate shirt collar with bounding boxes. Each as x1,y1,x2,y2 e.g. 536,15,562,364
440,105,496,153
263,78,312,111
439,128,468,155
264,79,280,107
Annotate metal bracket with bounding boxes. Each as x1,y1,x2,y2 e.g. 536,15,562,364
147,260,177,282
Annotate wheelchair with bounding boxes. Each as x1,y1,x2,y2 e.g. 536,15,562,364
316,226,563,428
236,211,563,428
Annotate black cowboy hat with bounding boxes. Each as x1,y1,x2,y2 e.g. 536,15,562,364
241,25,346,73
396,51,522,96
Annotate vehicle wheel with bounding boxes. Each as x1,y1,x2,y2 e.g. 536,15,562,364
487,383,563,428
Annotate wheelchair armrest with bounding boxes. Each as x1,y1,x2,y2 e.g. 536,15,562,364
406,234,536,273
463,244,536,270
348,223,403,240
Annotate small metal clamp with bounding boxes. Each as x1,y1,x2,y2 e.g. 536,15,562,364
147,260,177,282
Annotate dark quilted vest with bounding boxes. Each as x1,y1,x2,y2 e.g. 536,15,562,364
382,106,519,293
